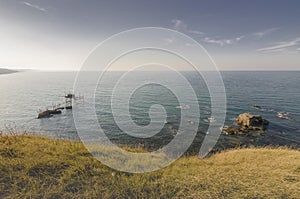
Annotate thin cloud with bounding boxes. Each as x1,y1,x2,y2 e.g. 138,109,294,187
170,19,244,47
202,36,244,46
253,28,279,38
171,19,205,35
256,37,300,52
259,48,286,53
235,35,245,41
166,19,186,46
185,43,197,47
171,19,187,31
188,30,205,35
202,37,227,46
21,1,46,12
164,37,175,45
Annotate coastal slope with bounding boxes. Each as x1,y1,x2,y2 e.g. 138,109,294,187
0,135,299,198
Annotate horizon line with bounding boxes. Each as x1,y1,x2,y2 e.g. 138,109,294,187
8,69,300,72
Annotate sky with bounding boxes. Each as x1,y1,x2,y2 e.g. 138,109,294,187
0,0,299,71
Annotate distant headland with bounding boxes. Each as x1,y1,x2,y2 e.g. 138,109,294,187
0,68,18,75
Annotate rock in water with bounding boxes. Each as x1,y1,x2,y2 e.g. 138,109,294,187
236,113,269,130
222,126,239,135
252,105,262,110
222,113,269,136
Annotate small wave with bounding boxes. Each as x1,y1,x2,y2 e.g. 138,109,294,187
208,117,216,123
276,112,291,120
261,108,275,112
203,119,209,123
187,120,194,124
176,104,190,110
203,117,216,123
203,110,211,114
252,105,275,112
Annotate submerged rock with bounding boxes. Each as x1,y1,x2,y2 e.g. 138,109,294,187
222,126,239,135
252,105,262,110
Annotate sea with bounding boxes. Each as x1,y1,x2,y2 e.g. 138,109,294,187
0,71,299,151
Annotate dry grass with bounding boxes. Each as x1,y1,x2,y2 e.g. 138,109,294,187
0,134,299,198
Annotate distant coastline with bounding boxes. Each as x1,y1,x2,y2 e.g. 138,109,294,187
0,68,18,75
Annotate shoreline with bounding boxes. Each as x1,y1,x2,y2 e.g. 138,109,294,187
1,130,299,156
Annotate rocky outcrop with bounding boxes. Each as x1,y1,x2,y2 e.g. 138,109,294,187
236,113,269,131
222,113,269,136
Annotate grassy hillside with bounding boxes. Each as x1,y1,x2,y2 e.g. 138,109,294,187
0,134,299,198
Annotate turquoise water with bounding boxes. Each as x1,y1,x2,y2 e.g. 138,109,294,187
0,71,299,150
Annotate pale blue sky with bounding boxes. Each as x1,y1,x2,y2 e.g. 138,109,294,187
0,0,299,70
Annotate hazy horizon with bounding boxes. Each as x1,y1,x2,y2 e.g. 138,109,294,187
3,68,300,72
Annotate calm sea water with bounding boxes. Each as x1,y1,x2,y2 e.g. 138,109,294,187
0,71,299,150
